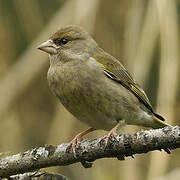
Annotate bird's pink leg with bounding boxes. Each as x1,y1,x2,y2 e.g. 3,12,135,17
67,127,95,155
101,122,121,147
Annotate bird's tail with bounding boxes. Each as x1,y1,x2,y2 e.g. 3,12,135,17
152,115,171,129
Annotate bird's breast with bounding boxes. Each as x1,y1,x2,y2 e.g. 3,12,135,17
47,59,144,130
47,60,103,110
47,60,119,129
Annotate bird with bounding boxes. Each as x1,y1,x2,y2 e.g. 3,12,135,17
37,25,170,153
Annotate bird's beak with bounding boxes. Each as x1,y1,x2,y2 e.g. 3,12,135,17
37,40,57,55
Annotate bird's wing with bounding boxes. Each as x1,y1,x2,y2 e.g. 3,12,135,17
92,50,154,114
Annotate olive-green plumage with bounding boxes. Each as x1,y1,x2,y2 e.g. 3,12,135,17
38,25,170,134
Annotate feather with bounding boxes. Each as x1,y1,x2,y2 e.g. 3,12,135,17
93,48,165,121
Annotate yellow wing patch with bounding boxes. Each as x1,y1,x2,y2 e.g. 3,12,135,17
130,85,148,103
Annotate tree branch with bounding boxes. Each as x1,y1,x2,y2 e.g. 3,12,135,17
9,171,69,180
0,126,180,178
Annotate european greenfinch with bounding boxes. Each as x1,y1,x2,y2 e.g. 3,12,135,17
37,25,170,152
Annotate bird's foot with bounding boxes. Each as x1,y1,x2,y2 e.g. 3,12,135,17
101,129,118,147
66,133,83,156
100,122,120,147
66,127,95,157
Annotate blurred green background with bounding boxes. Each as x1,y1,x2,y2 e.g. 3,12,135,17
0,0,180,179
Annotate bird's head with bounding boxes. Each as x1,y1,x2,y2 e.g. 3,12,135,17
37,25,97,63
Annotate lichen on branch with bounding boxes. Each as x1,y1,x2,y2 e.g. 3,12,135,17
0,126,180,178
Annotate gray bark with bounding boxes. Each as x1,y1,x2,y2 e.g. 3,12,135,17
5,171,68,180
0,126,180,178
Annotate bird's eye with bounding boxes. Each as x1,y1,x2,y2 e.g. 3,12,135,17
53,38,68,45
61,38,68,44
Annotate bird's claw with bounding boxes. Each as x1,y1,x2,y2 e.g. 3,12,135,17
66,128,95,157
100,130,118,148
66,134,83,157
99,122,120,147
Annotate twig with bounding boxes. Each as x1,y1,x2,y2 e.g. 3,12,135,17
4,171,68,180
0,126,180,178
